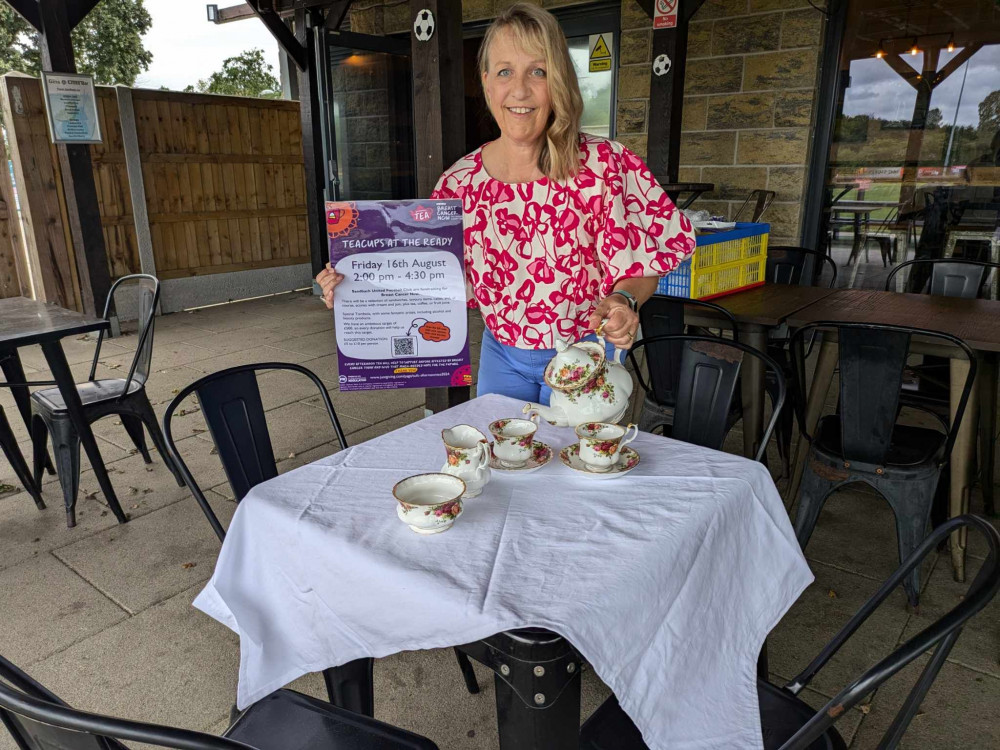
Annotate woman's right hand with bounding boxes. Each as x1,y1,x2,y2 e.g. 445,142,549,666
316,263,345,309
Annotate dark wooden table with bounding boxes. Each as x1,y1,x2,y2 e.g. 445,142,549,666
683,283,839,458
0,297,123,526
658,181,715,210
783,288,1000,581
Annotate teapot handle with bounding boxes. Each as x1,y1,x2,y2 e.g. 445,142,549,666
594,319,627,365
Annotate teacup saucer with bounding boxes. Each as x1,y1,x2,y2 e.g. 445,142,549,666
489,441,553,473
559,444,640,479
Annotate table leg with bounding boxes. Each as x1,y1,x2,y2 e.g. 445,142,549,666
949,357,980,583
786,340,839,505
495,668,580,750
0,349,55,474
740,325,767,460
322,659,374,717
979,354,997,517
39,340,126,527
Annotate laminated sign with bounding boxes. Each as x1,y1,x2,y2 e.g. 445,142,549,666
653,0,678,29
328,200,471,392
588,34,613,72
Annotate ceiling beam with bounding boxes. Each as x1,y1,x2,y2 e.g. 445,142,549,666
214,3,257,23
4,0,41,31
324,0,350,30
932,43,981,87
881,54,922,90
245,0,308,70
67,0,102,27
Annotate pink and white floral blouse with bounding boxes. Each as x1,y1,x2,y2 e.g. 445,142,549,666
431,133,696,350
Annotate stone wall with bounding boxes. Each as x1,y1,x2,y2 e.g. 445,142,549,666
348,0,828,244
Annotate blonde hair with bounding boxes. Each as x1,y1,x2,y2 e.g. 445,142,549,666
478,3,583,181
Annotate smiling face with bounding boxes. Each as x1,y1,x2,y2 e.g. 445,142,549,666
481,29,552,148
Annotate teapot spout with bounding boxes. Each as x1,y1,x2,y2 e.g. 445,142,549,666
523,402,567,427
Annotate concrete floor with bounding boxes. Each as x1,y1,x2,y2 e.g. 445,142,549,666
1,289,998,749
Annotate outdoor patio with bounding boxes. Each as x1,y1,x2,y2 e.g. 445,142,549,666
0,289,997,749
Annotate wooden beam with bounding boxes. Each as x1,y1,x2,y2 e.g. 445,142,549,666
646,0,706,181
932,43,982,88
67,0,102,28
4,0,41,30
37,0,110,315
246,0,309,69
214,3,257,23
410,0,468,413
881,54,922,90
293,8,326,278
324,0,351,31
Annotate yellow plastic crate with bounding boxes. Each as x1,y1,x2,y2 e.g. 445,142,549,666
657,222,769,300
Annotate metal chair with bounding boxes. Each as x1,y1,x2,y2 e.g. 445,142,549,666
0,405,43,508
28,274,184,528
0,652,439,750
630,334,786,464
732,189,776,223
789,322,978,608
579,514,1000,750
886,258,1000,517
628,295,739,436
161,362,377,713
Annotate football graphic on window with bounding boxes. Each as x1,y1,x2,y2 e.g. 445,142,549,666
414,9,435,42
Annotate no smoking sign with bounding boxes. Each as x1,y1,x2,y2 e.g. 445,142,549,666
653,0,678,29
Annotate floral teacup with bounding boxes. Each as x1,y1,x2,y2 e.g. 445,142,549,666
488,414,540,468
393,473,465,534
441,425,491,498
575,422,638,473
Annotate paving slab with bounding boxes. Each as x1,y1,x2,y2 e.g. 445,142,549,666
176,306,287,333
255,401,362,460
27,584,240,732
767,560,912,700
850,659,1000,749
13,337,130,370
345,407,426,445
95,339,217,371
0,554,126,667
305,387,426,426
268,329,339,358
182,345,314,375
899,555,1000,680
180,325,309,358
54,490,234,615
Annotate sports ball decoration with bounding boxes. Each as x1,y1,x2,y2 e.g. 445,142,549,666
414,9,435,42
652,54,672,76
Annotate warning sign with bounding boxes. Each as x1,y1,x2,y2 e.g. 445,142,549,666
588,34,613,73
653,0,678,29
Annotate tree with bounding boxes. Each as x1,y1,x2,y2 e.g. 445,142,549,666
925,107,943,129
0,0,152,85
191,49,280,99
979,90,1000,134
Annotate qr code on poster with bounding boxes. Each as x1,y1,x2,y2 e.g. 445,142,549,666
392,336,417,357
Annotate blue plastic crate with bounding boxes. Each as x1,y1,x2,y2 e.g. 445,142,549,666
656,222,770,299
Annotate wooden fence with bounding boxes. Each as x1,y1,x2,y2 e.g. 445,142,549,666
1,75,311,310
0,133,28,299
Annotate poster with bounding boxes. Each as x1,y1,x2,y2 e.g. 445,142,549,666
328,200,471,392
40,72,102,144
653,0,678,29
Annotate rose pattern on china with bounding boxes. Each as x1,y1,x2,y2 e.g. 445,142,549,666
432,134,695,349
430,501,462,520
446,446,479,466
586,439,620,458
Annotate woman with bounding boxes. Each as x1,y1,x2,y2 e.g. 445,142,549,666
317,3,695,404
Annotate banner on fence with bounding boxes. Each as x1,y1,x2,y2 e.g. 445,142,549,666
328,200,471,392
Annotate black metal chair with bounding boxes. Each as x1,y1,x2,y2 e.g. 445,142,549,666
732,189,776,223
580,514,1000,750
629,295,739,436
0,405,43,507
630,334,786,464
763,247,839,476
28,274,184,527
162,362,382,715
789,322,978,607
0,652,439,750
886,258,1000,517
1,347,55,475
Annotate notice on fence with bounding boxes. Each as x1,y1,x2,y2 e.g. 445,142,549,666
328,200,471,392
40,72,102,144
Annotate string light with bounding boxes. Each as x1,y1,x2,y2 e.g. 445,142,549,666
910,39,920,55
875,40,886,59
947,35,955,52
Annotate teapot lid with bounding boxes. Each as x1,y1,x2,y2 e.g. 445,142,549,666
544,339,606,392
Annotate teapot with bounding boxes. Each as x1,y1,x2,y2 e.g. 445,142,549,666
523,334,633,427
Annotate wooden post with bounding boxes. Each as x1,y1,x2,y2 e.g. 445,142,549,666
37,0,110,315
295,8,327,278
645,0,705,181
410,0,468,413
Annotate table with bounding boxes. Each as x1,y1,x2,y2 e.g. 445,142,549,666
0,297,122,526
682,284,839,458
783,289,1000,580
827,201,901,286
195,394,812,750
656,181,715,210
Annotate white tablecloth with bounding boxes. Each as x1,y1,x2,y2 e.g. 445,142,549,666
195,394,812,749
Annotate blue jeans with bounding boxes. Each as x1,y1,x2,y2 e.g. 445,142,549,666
477,330,617,406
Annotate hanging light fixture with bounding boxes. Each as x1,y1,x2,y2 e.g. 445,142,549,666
910,39,920,55
875,40,887,59
947,35,956,52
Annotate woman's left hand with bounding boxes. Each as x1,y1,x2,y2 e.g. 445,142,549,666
588,295,639,349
